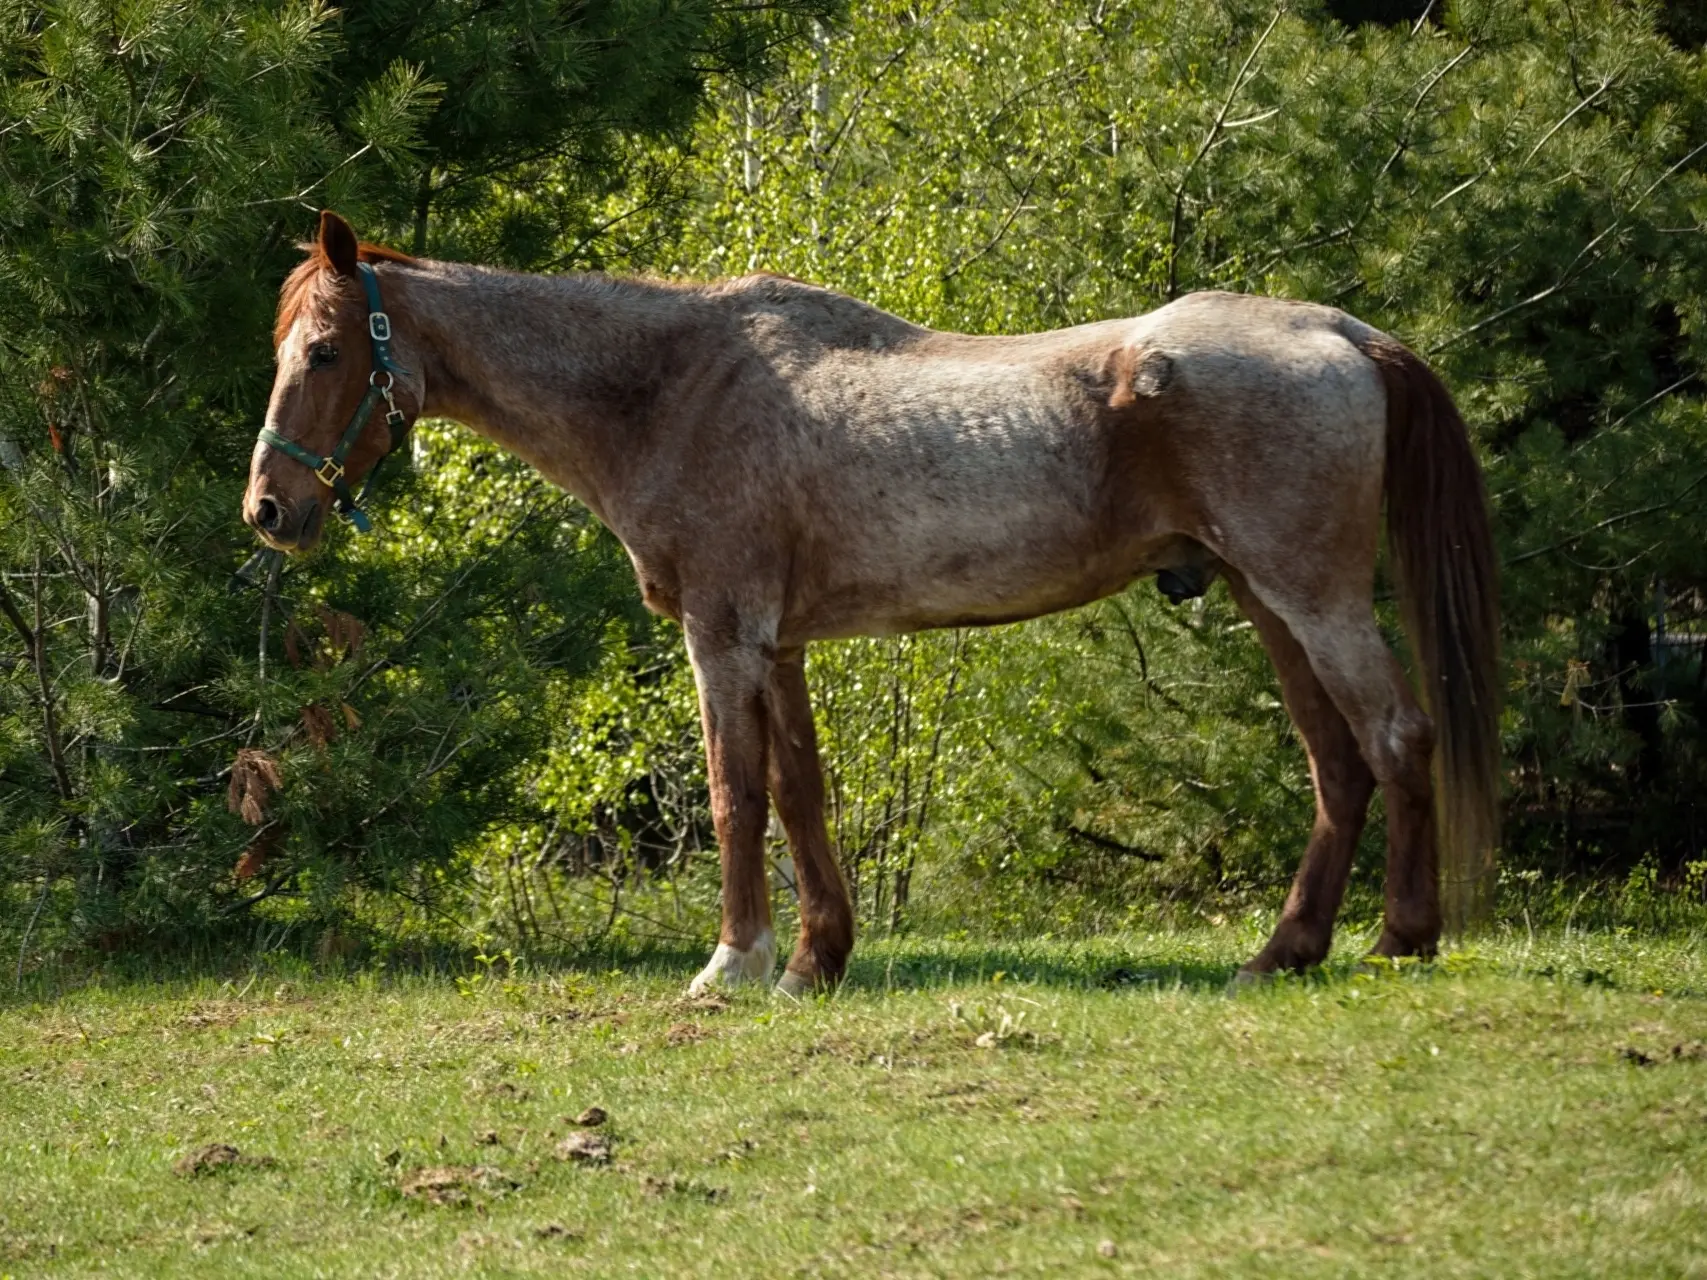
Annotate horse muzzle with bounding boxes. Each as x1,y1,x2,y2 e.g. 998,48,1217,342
245,493,323,551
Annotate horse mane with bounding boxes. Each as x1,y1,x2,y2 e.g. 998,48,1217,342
274,241,417,348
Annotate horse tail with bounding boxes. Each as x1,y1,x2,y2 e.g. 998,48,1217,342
1362,337,1501,933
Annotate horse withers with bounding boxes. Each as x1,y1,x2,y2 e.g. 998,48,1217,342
245,211,1499,994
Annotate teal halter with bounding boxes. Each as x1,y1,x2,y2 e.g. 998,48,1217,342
257,262,411,534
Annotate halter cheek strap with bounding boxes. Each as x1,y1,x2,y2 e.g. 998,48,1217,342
257,262,412,534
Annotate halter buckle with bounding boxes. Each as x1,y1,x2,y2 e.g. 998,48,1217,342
314,457,345,486
368,312,393,342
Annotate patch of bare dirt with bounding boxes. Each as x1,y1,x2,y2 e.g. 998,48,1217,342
554,1132,613,1165
400,1165,519,1206
666,1021,708,1046
173,1144,277,1178
180,1003,246,1031
1621,1041,1707,1066
641,1173,727,1203
571,1106,608,1127
676,994,730,1015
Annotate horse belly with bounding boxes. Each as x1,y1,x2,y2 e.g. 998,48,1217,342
786,418,1151,639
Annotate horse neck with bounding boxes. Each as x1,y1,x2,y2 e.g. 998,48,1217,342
393,262,705,521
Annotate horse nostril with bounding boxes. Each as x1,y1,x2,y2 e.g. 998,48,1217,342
256,497,282,532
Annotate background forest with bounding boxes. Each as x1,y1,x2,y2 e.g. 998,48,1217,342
3,0,1706,968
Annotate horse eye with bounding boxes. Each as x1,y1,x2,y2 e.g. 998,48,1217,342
308,342,339,369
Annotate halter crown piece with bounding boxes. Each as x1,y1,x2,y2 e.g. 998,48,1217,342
257,262,412,534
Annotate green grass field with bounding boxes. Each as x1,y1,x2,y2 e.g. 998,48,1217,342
4,926,1707,1277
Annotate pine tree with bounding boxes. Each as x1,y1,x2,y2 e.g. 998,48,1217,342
320,0,836,260
0,0,829,961
612,0,1707,918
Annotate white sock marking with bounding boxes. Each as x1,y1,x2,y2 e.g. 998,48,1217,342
688,929,776,994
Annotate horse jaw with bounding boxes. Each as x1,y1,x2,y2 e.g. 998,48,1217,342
688,929,777,994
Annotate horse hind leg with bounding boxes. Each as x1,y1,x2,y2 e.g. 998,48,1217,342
1226,572,1376,975
765,648,855,997
1248,580,1443,965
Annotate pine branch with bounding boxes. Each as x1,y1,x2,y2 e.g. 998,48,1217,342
1251,41,1475,277
1506,468,1707,568
0,568,74,802
1436,135,1707,352
1064,823,1165,862
1167,6,1285,299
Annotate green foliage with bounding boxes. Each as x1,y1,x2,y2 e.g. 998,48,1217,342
0,0,416,947
585,0,1707,917
7,0,1707,962
320,0,839,259
812,629,987,929
0,0,826,960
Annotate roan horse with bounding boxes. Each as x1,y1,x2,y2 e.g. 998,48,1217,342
245,212,1499,995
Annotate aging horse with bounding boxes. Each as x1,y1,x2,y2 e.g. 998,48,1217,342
244,212,1499,994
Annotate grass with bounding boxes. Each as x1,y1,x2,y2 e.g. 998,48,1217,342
4,924,1707,1278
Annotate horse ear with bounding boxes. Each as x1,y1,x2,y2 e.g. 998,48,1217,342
318,211,360,277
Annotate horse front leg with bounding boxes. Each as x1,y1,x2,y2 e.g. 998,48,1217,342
766,648,855,996
685,609,778,994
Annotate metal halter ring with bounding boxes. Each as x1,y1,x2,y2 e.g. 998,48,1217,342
314,457,346,486
370,369,394,391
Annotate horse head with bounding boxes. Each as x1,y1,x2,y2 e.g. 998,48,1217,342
243,211,422,550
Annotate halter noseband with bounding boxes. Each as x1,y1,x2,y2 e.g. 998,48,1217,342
258,262,412,534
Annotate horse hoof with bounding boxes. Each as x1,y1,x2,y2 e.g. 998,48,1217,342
1226,967,1277,995
688,931,776,995
774,970,814,1001
1368,928,1439,964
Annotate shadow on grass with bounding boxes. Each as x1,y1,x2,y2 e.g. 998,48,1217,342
1,932,712,1007
841,943,1245,993
13,919,1705,1007
7,928,1265,1005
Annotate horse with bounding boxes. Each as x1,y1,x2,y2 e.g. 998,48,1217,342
244,211,1499,995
